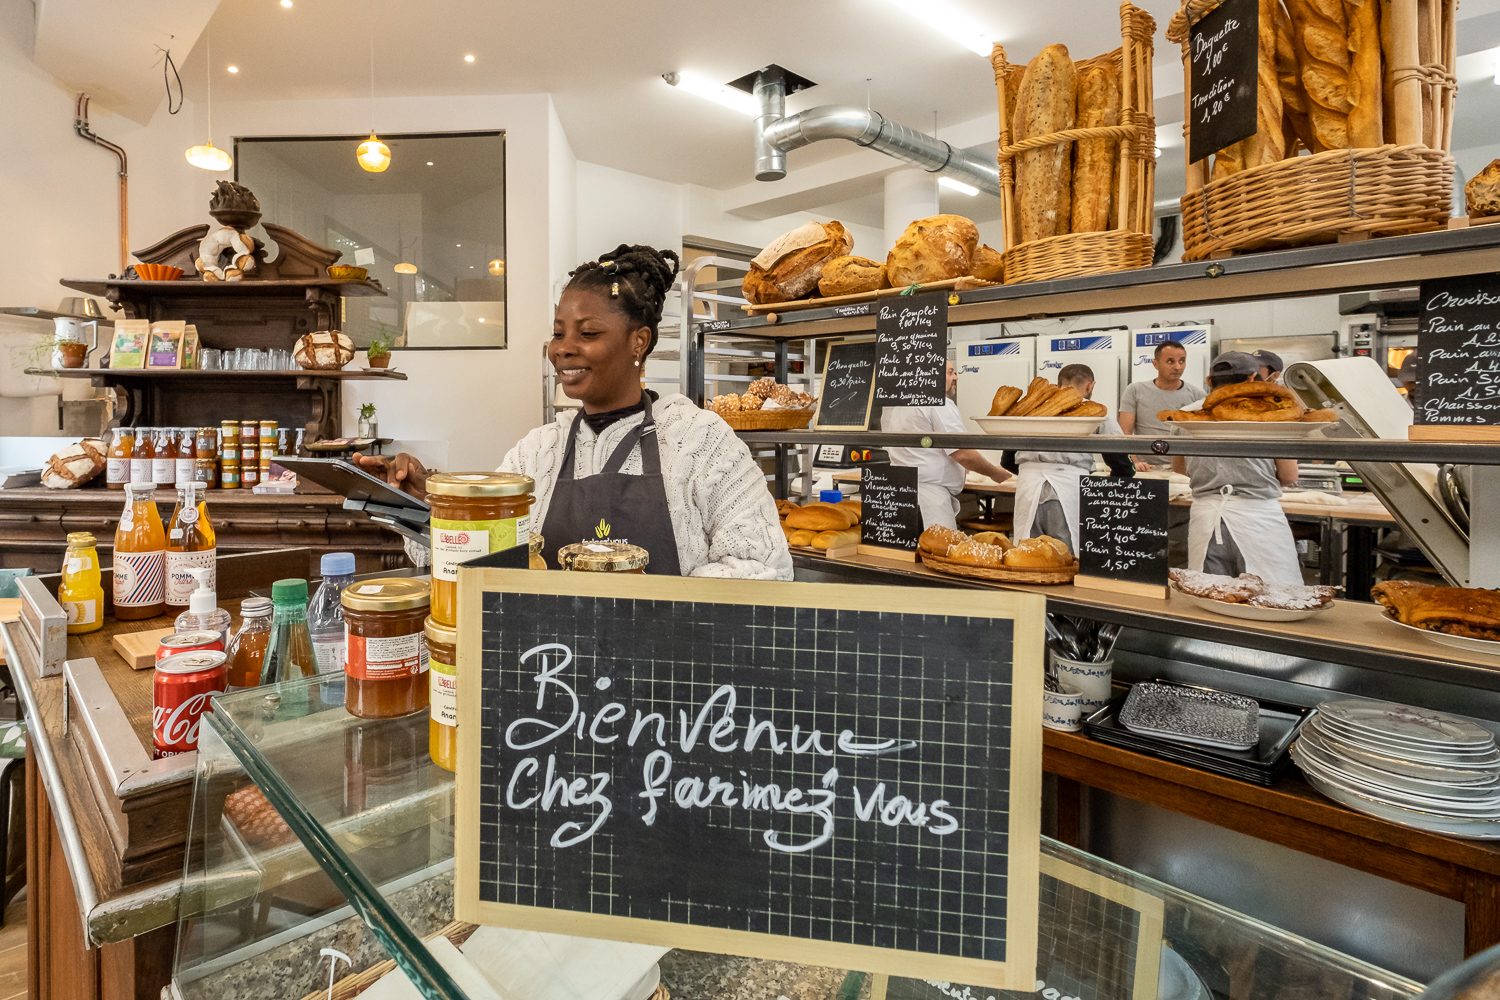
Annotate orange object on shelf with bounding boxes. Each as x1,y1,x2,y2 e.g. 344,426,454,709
113,484,166,620
130,426,155,485
425,616,457,772
226,597,272,689
106,427,134,490
342,577,431,719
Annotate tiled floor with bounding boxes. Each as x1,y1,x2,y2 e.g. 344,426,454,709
0,895,28,1000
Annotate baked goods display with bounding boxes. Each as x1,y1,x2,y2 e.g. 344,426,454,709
1158,382,1336,424
1373,581,1500,643
741,221,853,306
709,379,816,430
886,215,980,286
987,378,1109,418
818,255,889,297
1013,44,1079,244
222,785,296,849
1170,569,1335,611
1467,159,1500,219
919,526,1078,584
778,499,862,552
41,438,106,489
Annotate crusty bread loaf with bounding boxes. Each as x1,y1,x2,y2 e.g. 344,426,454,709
1014,44,1077,243
811,527,860,550
785,504,856,531
1286,0,1354,150
1277,0,1317,152
42,438,106,489
817,255,888,297
1070,63,1121,233
837,499,863,523
969,244,1005,282
1344,0,1383,147
1467,159,1500,217
1002,63,1026,143
775,499,801,518
885,215,979,286
742,221,853,304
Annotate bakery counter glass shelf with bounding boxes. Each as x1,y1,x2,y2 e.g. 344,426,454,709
173,672,1424,1000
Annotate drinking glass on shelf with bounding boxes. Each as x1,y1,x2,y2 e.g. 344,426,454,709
200,349,221,371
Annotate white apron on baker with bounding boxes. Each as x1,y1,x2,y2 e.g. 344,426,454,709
1013,463,1084,548
916,482,960,530
1187,484,1302,585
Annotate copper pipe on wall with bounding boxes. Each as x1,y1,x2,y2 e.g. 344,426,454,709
73,94,129,274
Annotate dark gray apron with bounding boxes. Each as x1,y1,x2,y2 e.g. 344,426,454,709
540,396,683,575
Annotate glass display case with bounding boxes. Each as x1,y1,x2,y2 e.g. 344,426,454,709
173,674,1428,1000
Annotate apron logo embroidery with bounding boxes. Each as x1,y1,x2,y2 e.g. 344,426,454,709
595,518,611,539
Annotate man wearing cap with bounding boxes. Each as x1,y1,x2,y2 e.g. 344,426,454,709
1253,349,1284,384
1171,351,1302,584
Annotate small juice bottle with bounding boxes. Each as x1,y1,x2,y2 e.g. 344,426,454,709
106,427,134,490
113,483,166,620
165,480,216,610
174,428,196,486
57,532,104,634
226,597,272,690
152,428,177,487
131,427,155,485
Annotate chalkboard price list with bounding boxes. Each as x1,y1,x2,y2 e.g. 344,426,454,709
1187,0,1259,164
1078,477,1169,590
1416,274,1500,427
861,463,922,553
873,292,948,408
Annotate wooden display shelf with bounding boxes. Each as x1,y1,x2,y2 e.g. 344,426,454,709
58,277,386,298
27,367,407,381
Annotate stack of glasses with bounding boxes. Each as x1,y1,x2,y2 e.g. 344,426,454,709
1292,697,1500,839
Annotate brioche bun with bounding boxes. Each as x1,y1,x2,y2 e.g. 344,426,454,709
970,531,1012,549
919,525,968,555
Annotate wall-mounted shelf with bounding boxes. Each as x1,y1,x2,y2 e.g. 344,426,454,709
27,368,407,381
58,278,387,299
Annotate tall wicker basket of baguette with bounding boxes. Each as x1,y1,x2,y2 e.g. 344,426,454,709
991,3,1158,284
1167,0,1455,260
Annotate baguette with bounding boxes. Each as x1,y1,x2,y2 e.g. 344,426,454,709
1001,63,1026,145
1014,45,1077,244
1286,0,1354,150
1344,0,1383,147
1070,63,1121,233
1277,0,1317,152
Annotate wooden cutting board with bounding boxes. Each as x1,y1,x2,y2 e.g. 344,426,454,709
111,627,175,670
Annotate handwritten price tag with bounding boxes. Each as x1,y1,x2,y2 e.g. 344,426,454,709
1416,275,1500,426
1188,0,1258,164
873,293,947,407
1078,477,1170,589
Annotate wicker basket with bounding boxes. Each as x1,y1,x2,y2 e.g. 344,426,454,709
990,3,1157,285
716,408,814,431
920,549,1079,585
1167,0,1456,260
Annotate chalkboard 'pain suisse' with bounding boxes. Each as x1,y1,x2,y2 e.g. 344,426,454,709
1414,273,1500,430
1076,477,1170,597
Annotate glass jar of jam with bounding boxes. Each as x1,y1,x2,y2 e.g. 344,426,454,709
425,472,534,626
557,542,649,572
342,577,431,719
425,616,458,771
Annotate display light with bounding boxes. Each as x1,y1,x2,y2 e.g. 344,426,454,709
488,259,505,276
881,0,993,55
357,132,391,172
662,71,759,116
186,30,232,171
938,176,978,196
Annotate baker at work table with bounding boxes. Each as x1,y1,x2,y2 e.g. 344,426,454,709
1171,351,1301,585
881,360,1012,530
354,243,793,580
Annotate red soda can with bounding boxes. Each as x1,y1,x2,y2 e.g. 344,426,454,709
153,650,228,758
156,630,224,664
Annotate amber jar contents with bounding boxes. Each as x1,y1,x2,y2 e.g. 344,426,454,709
425,473,534,626
529,533,546,570
425,616,458,771
343,577,430,719
557,542,649,572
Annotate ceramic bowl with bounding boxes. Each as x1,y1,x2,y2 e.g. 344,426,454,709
328,265,369,281
133,263,184,281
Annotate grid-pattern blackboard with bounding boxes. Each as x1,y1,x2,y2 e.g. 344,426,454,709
456,571,1043,988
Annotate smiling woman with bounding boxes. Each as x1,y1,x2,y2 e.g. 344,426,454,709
356,243,793,580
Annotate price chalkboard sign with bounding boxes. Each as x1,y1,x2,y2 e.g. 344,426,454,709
1187,0,1259,164
815,338,878,431
454,569,1044,988
1075,477,1170,598
859,463,922,560
873,292,947,407
1411,273,1500,440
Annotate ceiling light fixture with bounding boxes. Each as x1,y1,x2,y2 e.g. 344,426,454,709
357,9,389,172
488,259,504,276
662,71,759,116
394,263,417,274
185,29,232,171
938,176,979,196
881,0,992,56
426,161,434,166
280,0,292,6
464,54,475,62
227,65,239,73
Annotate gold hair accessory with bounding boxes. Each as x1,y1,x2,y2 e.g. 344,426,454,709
610,281,619,298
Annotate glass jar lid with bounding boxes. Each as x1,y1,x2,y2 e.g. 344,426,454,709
341,576,432,611
424,615,458,647
425,472,535,498
529,533,544,555
66,531,96,546
557,542,650,572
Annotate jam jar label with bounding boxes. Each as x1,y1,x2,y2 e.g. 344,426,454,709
346,632,428,679
430,659,457,727
430,514,530,582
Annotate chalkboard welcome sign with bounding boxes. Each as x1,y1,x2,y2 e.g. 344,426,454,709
816,338,879,431
873,292,948,408
455,570,1043,988
1411,273,1500,440
1076,477,1170,598
1187,0,1259,164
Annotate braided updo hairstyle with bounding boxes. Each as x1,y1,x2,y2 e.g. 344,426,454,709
564,244,681,355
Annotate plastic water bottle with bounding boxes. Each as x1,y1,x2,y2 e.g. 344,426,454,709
173,566,231,644
308,552,355,676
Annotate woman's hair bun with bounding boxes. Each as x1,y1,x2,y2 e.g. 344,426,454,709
565,244,682,354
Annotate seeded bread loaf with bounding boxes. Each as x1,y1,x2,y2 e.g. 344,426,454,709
1013,44,1077,243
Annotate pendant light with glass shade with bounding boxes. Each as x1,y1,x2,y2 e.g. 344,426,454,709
185,29,232,171
357,12,390,172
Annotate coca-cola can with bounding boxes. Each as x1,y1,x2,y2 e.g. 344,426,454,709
153,650,228,758
155,630,225,664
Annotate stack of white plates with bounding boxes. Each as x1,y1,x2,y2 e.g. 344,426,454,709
1291,697,1500,838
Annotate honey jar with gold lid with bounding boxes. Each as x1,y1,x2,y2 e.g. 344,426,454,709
342,577,431,719
425,472,534,625
424,616,458,772
557,541,649,573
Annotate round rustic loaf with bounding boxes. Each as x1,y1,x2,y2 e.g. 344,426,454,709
817,255,888,297
886,215,979,286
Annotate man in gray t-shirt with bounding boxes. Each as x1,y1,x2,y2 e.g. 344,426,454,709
1118,340,1204,470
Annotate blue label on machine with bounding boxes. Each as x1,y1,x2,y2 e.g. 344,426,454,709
1047,335,1117,352
967,341,1023,357
1135,328,1209,348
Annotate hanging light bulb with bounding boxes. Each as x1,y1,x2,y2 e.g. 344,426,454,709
487,259,505,276
357,10,389,172
394,262,417,274
186,29,233,171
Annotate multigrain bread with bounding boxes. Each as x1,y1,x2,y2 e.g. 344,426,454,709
1013,44,1077,243
1070,63,1121,232
886,215,979,285
742,221,853,304
818,255,889,297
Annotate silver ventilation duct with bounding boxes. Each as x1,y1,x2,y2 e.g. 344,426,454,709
748,67,1001,196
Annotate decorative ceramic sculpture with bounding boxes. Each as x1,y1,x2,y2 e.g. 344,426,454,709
194,182,262,282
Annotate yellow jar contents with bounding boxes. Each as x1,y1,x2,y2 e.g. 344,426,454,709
58,532,104,634
425,616,458,771
426,472,534,626
557,542,649,573
529,533,546,570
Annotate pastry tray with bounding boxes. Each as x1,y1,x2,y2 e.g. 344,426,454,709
1084,687,1311,786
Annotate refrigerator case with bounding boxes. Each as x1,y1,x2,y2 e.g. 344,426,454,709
1130,325,1214,389
1038,329,1129,417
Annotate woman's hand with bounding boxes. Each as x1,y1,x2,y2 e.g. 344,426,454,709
352,451,430,500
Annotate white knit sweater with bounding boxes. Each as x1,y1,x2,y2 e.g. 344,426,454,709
406,394,793,580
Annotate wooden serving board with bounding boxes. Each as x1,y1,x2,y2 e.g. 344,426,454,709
919,549,1078,584
742,276,1000,315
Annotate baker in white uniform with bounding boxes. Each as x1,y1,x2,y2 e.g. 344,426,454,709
882,361,1012,530
1171,351,1302,584
1011,364,1125,554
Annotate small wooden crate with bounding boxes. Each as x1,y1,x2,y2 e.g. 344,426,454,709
990,3,1158,284
1167,0,1456,260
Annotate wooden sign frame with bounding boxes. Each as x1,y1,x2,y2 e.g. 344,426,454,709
814,336,878,432
455,568,1044,989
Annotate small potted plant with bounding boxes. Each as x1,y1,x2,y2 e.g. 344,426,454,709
357,403,378,440
366,337,392,369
